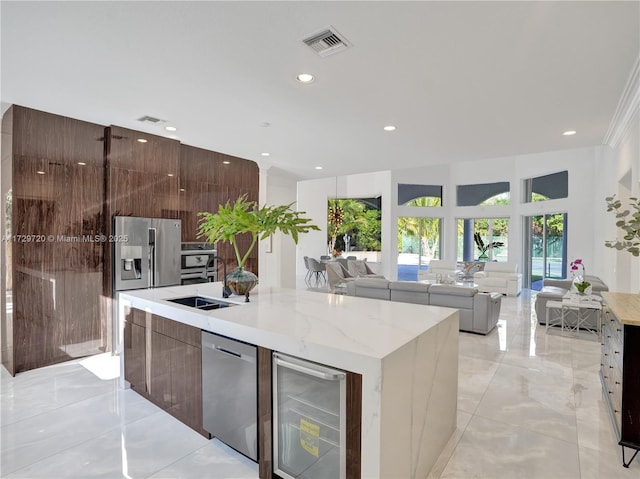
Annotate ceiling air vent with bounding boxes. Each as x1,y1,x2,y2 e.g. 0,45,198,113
303,27,350,57
137,115,165,124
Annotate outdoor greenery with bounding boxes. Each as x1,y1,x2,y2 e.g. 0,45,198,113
530,213,564,256
397,197,441,259
473,232,504,259
605,195,640,256
327,198,381,253
198,194,319,268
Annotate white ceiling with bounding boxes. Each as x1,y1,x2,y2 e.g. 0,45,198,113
2,1,639,180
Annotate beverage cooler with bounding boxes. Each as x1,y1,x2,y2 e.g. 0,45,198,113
272,353,346,479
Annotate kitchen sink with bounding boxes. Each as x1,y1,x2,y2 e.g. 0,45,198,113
167,296,236,311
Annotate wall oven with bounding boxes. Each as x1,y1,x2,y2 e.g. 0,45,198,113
180,242,217,284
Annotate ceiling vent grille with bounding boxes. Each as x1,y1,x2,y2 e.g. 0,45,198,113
303,27,350,57
137,115,165,124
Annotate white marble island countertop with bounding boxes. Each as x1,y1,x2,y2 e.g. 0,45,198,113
118,281,457,374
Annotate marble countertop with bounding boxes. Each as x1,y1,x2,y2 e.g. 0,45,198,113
118,282,458,373
602,292,640,326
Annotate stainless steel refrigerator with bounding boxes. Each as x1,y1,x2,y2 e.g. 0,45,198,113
112,216,182,352
113,216,182,291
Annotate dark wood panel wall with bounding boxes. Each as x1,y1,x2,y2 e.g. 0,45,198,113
179,144,259,274
4,105,107,374
1,106,259,375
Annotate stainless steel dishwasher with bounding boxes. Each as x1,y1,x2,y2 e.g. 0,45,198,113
201,331,258,461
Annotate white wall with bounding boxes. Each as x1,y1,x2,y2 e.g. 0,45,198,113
594,110,640,293
258,167,298,288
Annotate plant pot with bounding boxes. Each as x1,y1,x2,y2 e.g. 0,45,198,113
226,267,258,302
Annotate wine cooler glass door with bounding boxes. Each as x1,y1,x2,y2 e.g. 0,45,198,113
273,353,346,479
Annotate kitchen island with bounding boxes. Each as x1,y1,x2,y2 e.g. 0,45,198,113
118,282,459,479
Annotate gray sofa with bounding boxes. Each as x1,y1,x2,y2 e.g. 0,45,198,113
534,275,609,326
346,278,501,335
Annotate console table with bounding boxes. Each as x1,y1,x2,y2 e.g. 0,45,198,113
545,292,602,340
601,292,640,468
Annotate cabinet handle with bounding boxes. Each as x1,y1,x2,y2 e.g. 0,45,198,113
603,375,609,379
616,328,621,333
608,390,613,394
614,351,619,354
615,381,621,385
274,354,346,381
609,365,614,369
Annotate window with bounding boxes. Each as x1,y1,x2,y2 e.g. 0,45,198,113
327,198,381,255
456,182,510,206
456,218,509,262
397,216,442,280
523,171,568,203
398,184,442,206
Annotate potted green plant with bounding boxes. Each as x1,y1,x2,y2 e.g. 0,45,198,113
605,195,640,256
198,194,319,300
474,232,504,261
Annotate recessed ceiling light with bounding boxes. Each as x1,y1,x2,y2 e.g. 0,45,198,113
167,173,174,177
261,152,270,157
296,73,315,83
77,162,86,166
315,166,323,170
165,126,177,132
223,160,231,165
179,188,185,192
383,125,397,131
137,138,148,143
563,130,577,136
36,170,45,175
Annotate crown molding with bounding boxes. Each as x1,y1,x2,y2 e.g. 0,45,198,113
604,54,640,148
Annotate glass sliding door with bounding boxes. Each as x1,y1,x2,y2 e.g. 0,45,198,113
524,213,567,290
397,217,441,281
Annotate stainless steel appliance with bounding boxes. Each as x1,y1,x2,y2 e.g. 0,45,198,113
202,331,258,461
273,353,346,479
112,216,181,353
180,242,217,284
113,216,182,291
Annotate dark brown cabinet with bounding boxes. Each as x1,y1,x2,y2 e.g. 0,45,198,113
124,308,207,437
123,308,146,392
601,294,640,468
2,106,108,375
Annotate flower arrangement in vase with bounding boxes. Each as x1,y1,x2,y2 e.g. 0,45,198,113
570,258,590,294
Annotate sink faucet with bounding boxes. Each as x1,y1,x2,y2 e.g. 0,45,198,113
210,255,231,298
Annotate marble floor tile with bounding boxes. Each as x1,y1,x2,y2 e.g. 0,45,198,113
0,360,118,426
147,439,258,479
5,411,210,478
473,362,578,444
457,357,500,414
579,444,640,479
439,414,581,479
1,388,160,475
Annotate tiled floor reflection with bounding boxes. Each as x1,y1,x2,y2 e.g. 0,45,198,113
1,289,638,478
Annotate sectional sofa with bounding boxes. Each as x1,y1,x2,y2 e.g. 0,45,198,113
346,278,501,335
